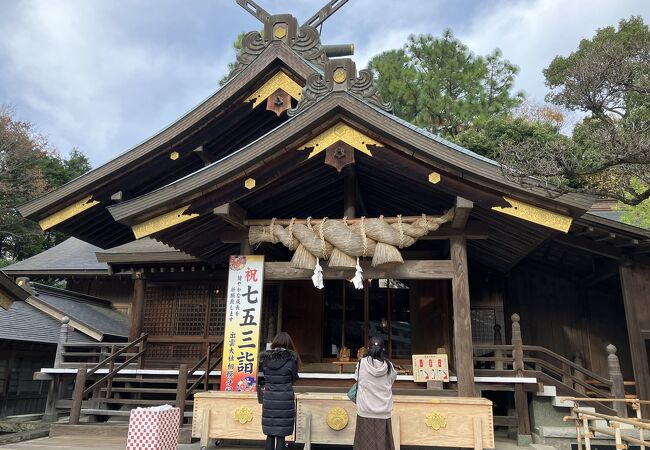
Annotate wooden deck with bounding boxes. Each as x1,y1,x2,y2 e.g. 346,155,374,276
0,435,203,449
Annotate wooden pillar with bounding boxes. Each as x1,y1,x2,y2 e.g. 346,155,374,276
450,236,476,397
128,274,146,342
175,364,188,428
343,167,356,219
511,314,524,374
607,344,628,418
619,262,650,418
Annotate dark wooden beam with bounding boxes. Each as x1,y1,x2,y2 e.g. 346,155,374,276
213,203,248,231
450,236,476,397
343,167,356,218
554,235,624,260
619,263,650,418
264,260,455,280
614,238,639,248
193,146,214,167
594,232,616,242
420,221,488,240
220,228,247,244
574,226,595,237
451,197,473,229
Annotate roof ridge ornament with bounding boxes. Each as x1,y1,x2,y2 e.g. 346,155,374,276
227,0,352,82
288,59,392,117
235,0,350,29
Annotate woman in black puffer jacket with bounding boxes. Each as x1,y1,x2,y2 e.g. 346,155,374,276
259,332,300,450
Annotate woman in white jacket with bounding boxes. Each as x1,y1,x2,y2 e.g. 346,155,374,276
353,336,397,450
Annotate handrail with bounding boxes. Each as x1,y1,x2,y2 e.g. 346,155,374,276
186,341,223,398
69,333,148,425
565,401,649,450
523,345,613,386
560,397,650,405
524,357,613,398
86,333,148,377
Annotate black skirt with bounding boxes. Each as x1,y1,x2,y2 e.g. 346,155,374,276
353,415,395,450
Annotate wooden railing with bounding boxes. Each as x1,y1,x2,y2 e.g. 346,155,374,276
175,340,224,427
472,313,629,436
563,399,650,450
68,333,148,425
473,313,625,408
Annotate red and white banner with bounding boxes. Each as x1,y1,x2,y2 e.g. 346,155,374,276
220,255,265,392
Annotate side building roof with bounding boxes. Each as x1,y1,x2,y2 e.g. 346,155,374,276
0,271,128,342
2,238,109,277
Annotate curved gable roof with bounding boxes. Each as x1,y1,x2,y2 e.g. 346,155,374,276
18,42,317,248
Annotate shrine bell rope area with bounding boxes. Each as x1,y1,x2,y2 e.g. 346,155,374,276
248,210,455,270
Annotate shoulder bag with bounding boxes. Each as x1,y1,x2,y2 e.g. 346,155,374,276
347,362,361,403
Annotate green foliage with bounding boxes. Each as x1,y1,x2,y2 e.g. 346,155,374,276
219,32,247,86
454,114,567,160
0,106,91,264
499,16,650,206
369,30,524,137
619,180,650,230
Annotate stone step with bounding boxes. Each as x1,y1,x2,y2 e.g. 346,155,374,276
551,396,574,408
536,385,556,397
529,444,558,450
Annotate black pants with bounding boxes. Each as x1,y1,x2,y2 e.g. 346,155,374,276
265,435,285,450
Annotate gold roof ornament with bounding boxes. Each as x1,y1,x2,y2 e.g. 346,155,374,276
131,205,199,239
246,71,303,109
38,195,100,231
298,122,383,159
491,196,573,233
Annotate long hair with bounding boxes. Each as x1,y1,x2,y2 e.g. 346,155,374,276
271,331,301,369
365,336,393,376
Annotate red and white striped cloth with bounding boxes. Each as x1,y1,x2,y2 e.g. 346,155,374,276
126,405,180,450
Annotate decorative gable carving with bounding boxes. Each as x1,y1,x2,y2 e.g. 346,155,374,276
289,59,392,117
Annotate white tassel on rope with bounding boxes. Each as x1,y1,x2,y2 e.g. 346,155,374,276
312,257,324,289
351,257,364,289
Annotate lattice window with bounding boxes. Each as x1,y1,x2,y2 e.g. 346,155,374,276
147,343,203,360
143,285,177,335
175,284,209,336
208,283,226,337
471,308,504,344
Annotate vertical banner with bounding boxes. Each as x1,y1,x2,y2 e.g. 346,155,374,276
220,255,264,392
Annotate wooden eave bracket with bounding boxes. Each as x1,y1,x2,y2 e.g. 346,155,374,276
491,196,573,233
131,205,199,239
214,202,248,231
298,122,383,159
452,197,473,229
38,195,100,230
245,71,303,109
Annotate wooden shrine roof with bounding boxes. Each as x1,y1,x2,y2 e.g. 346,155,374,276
18,42,317,248
15,10,650,274
0,272,127,342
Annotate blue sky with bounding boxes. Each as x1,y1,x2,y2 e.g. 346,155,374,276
1,0,649,166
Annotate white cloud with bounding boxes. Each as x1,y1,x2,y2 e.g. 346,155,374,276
458,0,650,101
0,0,648,166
